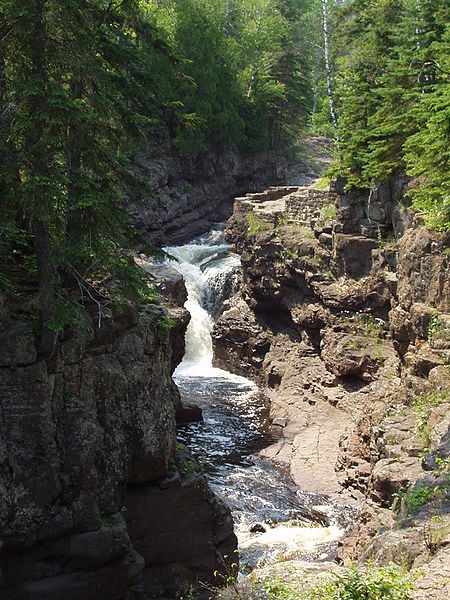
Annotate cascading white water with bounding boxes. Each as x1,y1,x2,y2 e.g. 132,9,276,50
164,226,353,573
165,228,242,378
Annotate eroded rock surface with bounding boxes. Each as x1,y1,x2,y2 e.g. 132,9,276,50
213,175,450,592
0,286,236,599
127,130,287,246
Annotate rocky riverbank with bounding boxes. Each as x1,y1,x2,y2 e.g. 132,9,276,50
212,176,450,597
0,282,236,599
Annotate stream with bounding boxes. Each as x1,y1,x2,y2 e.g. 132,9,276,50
165,227,352,573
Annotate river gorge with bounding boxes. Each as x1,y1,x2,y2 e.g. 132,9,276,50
0,148,449,599
166,228,354,575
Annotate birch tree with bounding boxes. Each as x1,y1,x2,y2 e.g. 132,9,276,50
321,0,339,135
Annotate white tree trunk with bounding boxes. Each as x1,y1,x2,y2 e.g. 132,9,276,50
321,0,339,135
224,0,232,37
246,12,263,100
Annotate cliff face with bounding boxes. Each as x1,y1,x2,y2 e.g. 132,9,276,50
0,296,236,599
212,181,450,593
127,132,287,246
213,181,450,600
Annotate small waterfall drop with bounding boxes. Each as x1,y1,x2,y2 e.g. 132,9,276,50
164,226,353,573
166,227,241,378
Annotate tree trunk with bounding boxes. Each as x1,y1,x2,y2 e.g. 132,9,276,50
312,45,321,115
31,6,55,358
246,13,262,100
224,0,232,37
246,68,257,99
321,0,339,136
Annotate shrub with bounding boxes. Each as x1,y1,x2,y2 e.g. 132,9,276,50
306,564,416,600
247,212,271,234
257,564,416,600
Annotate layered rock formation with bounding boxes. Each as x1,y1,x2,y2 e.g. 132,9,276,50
213,178,450,593
127,131,287,246
0,289,236,599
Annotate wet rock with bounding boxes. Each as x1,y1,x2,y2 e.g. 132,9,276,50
212,295,271,380
175,402,203,424
202,264,241,319
138,259,188,307
168,306,191,375
250,523,267,533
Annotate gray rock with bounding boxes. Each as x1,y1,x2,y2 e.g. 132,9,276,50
0,301,235,599
332,234,378,277
0,324,37,367
126,474,237,598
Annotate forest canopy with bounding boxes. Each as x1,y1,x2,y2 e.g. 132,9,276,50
330,0,450,232
0,0,448,355
0,0,316,354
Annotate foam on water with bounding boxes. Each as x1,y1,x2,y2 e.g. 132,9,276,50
164,226,353,572
166,228,243,380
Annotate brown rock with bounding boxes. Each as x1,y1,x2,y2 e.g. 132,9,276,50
332,234,378,277
371,457,423,506
321,330,389,382
413,343,447,377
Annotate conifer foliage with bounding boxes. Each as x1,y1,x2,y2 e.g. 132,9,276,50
332,0,450,231
0,0,171,354
0,0,315,352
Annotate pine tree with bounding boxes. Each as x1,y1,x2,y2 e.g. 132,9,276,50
331,0,449,232
0,0,169,354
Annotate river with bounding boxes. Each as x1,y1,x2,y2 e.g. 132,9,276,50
165,226,351,573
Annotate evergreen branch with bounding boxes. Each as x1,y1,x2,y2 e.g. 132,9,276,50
71,265,111,329
422,60,450,77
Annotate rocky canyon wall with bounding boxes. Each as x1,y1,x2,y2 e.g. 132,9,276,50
0,291,236,599
213,179,449,509
126,131,287,246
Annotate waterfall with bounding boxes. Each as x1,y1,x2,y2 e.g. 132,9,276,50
164,226,352,573
165,227,242,378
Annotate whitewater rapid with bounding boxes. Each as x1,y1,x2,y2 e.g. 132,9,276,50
164,226,351,572
166,228,245,379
